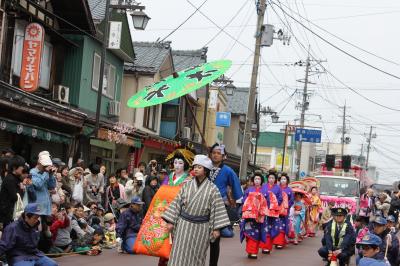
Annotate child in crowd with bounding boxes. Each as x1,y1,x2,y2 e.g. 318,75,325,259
75,228,104,256
103,213,117,248
293,192,306,245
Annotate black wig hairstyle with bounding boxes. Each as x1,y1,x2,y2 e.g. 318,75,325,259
172,151,190,171
278,172,290,184
251,171,264,185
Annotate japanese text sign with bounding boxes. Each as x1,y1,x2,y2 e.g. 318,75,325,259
20,23,44,92
295,128,322,143
216,112,231,127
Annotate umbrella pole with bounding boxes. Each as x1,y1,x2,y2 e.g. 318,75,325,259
185,95,208,149
201,84,210,153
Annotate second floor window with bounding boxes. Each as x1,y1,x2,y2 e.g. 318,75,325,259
143,106,158,131
92,52,116,99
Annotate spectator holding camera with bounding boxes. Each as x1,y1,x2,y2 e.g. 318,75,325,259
84,164,104,205
125,172,144,202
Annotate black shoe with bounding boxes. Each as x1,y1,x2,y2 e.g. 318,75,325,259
262,249,270,254
248,254,258,259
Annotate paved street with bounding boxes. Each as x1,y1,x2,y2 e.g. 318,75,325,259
56,230,337,266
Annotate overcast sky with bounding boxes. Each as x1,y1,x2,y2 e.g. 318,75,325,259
133,0,400,184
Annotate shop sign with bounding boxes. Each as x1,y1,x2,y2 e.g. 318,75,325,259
20,23,45,92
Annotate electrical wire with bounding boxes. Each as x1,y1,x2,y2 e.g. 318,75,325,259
159,0,210,42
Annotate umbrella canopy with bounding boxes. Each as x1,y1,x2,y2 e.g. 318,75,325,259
127,59,232,108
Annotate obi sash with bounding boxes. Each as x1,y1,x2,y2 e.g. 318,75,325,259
180,210,210,224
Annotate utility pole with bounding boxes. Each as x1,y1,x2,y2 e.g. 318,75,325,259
341,102,346,157
281,123,289,171
296,48,311,180
365,126,375,170
239,0,266,179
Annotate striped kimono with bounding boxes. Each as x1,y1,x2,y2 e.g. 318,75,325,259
162,178,230,266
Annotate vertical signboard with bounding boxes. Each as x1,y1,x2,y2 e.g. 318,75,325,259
108,21,122,49
19,23,44,92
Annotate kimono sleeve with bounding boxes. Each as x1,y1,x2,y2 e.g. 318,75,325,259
227,168,243,200
210,187,230,231
162,185,184,225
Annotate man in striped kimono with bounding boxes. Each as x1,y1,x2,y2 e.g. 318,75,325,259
162,155,230,266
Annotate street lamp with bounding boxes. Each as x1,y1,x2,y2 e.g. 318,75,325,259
131,9,151,30
271,113,279,123
224,83,235,95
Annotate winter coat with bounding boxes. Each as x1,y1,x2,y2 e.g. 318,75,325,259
359,257,388,266
29,167,56,216
50,215,72,247
142,184,159,213
124,180,144,201
389,194,400,220
83,174,104,204
0,173,23,225
375,195,391,218
105,184,126,211
0,215,45,265
375,229,399,266
116,208,142,239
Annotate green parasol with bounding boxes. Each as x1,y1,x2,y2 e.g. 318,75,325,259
127,59,232,108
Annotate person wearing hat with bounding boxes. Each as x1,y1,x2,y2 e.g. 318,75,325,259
116,196,144,254
371,216,399,266
103,212,117,249
125,172,144,202
318,207,356,266
162,154,230,266
357,233,387,266
0,203,58,265
386,215,397,234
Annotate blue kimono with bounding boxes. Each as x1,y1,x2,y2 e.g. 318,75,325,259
212,164,243,201
261,184,282,239
293,200,306,234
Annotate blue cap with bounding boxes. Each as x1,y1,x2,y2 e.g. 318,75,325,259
374,216,387,225
387,215,396,223
357,233,382,246
131,196,144,205
24,203,44,215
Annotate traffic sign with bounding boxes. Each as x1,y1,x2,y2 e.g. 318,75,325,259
295,128,322,143
216,112,231,127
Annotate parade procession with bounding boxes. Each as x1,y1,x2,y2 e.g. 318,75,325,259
0,0,400,265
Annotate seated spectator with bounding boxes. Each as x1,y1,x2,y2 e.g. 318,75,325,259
50,203,72,254
70,204,94,243
105,173,126,212
142,176,159,214
103,213,117,249
0,203,58,265
75,228,104,256
116,196,144,254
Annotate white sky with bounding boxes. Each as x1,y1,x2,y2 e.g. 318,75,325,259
132,0,400,184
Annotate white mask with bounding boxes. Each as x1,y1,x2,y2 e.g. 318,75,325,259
174,159,185,174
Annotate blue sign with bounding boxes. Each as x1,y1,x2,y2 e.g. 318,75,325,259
216,112,231,127
295,128,322,143
300,171,306,178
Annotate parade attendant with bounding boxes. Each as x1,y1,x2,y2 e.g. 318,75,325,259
162,155,230,266
307,186,322,237
371,216,399,266
208,143,243,266
318,207,356,266
0,203,58,266
273,173,294,249
116,197,143,254
293,192,306,245
357,233,387,266
259,172,282,254
240,173,267,259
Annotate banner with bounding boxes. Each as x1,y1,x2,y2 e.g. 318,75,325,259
20,23,45,92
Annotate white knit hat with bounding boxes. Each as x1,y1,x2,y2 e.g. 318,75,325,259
192,155,213,170
38,151,52,166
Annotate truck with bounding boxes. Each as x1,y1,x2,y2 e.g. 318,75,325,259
315,175,360,214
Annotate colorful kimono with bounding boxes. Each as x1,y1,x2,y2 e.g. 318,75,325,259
294,200,306,236
239,186,268,255
162,179,230,266
307,194,322,236
260,183,282,251
161,172,190,186
273,186,294,247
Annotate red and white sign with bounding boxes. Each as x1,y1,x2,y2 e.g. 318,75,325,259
19,23,45,92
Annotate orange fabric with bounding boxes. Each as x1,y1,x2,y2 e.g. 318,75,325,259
242,192,268,223
279,192,289,216
273,232,286,246
134,186,181,259
265,192,281,218
246,237,260,254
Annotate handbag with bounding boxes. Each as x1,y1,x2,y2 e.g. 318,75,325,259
13,193,24,220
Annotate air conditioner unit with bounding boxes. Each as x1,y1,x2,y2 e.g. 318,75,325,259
193,133,201,143
53,85,70,104
108,101,121,116
182,126,191,139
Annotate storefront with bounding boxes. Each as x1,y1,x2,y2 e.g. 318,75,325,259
141,136,177,168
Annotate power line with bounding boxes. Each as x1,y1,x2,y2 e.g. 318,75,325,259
272,1,400,79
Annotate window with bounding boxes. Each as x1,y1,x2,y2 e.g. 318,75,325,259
161,105,178,121
92,53,116,99
256,154,271,166
12,20,53,89
237,129,244,147
143,106,158,131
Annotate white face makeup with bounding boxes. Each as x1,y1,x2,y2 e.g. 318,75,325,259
174,158,185,174
254,176,262,186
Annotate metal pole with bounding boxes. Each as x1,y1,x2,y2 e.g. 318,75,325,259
341,102,346,158
201,84,210,153
94,0,111,136
365,126,373,170
281,123,288,171
253,103,261,165
296,48,310,180
239,0,266,179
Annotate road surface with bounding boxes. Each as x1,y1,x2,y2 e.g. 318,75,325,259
56,230,342,266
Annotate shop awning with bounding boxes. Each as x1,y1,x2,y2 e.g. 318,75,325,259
0,117,72,144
